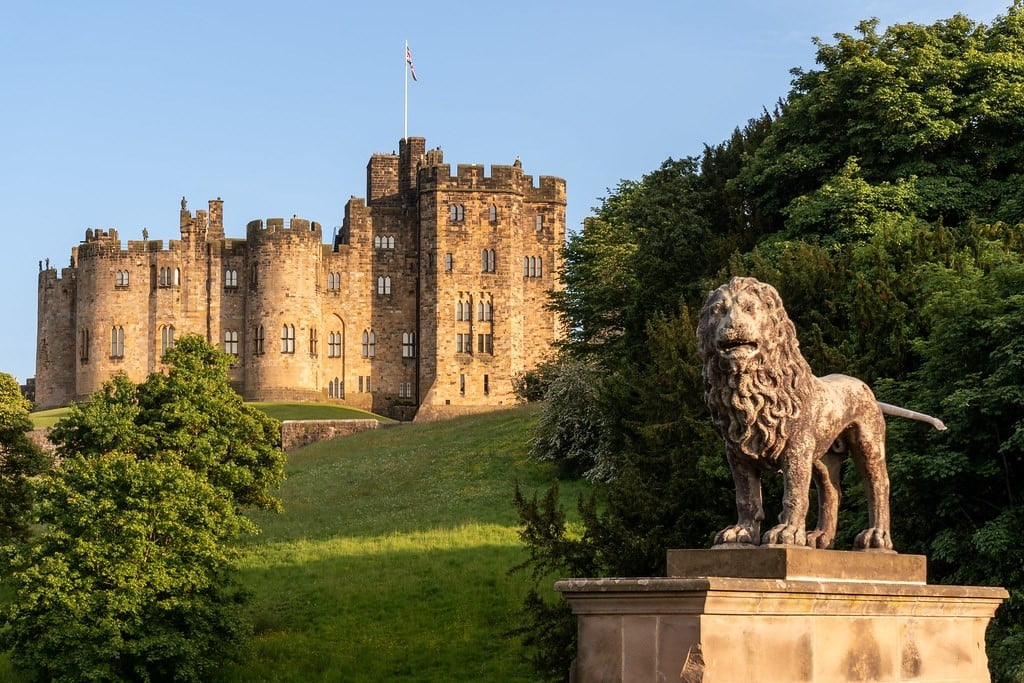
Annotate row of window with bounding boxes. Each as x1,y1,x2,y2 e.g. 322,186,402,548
459,373,490,395
374,235,395,249
81,325,175,362
455,299,493,322
456,333,494,354
440,252,544,277
448,204,503,224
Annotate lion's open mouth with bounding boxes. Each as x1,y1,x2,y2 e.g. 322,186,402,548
718,339,758,357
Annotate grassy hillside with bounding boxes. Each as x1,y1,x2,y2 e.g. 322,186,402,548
219,403,586,681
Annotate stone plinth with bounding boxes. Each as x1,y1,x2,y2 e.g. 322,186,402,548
556,549,1007,682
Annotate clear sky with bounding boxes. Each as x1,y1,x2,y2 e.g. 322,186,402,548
1,1,1012,385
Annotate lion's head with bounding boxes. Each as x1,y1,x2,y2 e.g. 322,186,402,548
696,277,813,462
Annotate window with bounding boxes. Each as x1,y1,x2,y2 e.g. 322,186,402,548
456,300,465,321
459,374,466,395
402,332,416,358
115,270,129,288
449,204,464,221
484,300,493,321
523,257,530,277
328,272,340,292
255,325,265,355
477,333,493,354
160,325,175,355
481,249,496,273
488,204,497,222
359,376,372,393
224,269,238,289
477,299,493,322
362,330,375,358
281,324,295,354
358,376,363,393
537,256,543,277
110,326,124,358
328,331,341,358
535,215,543,231
444,253,453,272
456,333,472,353
375,235,395,249
377,275,392,295
224,330,239,356
158,267,180,288
328,377,344,399
174,268,180,286
484,374,489,395
374,235,381,248
398,381,412,399
525,256,543,278
309,328,318,356
250,263,259,290
79,328,90,362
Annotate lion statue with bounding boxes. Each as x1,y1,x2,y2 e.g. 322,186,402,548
696,277,945,551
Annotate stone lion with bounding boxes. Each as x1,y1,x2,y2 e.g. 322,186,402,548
696,277,945,551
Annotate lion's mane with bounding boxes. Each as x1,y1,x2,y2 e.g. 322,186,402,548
697,277,815,464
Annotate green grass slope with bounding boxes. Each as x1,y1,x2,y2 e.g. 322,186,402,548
219,403,587,682
30,401,387,428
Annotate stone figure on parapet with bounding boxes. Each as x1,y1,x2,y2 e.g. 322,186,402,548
696,277,946,552
181,196,187,211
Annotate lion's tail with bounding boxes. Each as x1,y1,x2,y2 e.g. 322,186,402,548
877,402,947,431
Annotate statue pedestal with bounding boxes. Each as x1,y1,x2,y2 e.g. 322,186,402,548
555,548,1007,682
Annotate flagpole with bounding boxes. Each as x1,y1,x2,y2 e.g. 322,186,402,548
404,40,408,141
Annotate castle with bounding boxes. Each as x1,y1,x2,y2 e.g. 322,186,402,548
35,137,566,420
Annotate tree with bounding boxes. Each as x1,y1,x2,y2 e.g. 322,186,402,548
50,335,285,512
0,373,52,545
1,453,251,682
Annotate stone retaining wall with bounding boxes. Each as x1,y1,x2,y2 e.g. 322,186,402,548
280,419,383,451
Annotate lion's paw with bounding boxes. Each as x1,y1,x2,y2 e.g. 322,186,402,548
762,524,807,546
714,524,759,546
854,527,893,551
805,530,834,549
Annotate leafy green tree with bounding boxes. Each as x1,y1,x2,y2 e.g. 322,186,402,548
0,373,52,545
51,335,285,511
1,452,251,682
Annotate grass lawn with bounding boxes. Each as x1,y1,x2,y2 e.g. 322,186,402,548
217,403,587,681
3,403,585,681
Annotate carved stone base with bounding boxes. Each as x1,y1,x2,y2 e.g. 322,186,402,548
555,549,1007,682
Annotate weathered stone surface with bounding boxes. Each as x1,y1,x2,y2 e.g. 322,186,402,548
557,572,1007,682
697,277,945,551
279,419,384,451
668,547,926,584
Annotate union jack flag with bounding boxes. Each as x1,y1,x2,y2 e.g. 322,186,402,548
406,45,418,81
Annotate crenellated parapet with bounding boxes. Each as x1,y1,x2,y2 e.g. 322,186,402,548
417,163,566,203
246,217,323,243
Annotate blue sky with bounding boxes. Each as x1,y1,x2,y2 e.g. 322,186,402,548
1,1,1011,385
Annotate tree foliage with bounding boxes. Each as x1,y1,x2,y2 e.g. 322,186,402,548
0,373,52,545
50,335,286,512
517,5,1024,681
1,453,251,682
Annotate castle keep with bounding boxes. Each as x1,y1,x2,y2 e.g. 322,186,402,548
36,137,566,420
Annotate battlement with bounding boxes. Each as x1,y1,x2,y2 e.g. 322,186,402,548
417,162,566,203
245,217,323,241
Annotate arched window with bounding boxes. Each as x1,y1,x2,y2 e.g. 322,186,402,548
449,204,464,221
361,330,375,358
115,270,129,288
402,332,416,358
523,257,530,277
488,204,497,222
377,275,391,295
444,253,454,272
173,268,180,286
484,300,492,321
488,249,496,273
224,269,238,288
328,331,341,358
281,324,295,354
110,326,124,358
160,325,175,355
308,328,318,355
328,377,343,398
482,250,489,272
478,301,485,321
254,325,265,355
374,235,382,248
79,328,90,362
386,236,395,248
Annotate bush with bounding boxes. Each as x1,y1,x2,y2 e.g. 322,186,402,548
1,453,251,682
0,372,52,545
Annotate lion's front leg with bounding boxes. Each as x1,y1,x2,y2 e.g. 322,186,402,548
713,451,763,546
763,454,812,546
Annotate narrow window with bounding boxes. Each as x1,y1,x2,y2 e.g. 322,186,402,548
484,301,492,321
309,328,318,356
224,269,238,288
387,236,395,249
160,325,175,355
374,235,382,248
368,331,375,357
478,301,485,321
488,204,497,222
488,249,496,273
377,275,392,295
110,326,124,358
535,215,543,231
250,263,259,290
329,331,341,358
523,257,530,277
358,376,364,393
173,268,180,286
483,374,489,395
255,325,265,355
449,204,464,221
402,332,416,358
444,253,453,272
224,330,238,356
459,374,466,395
482,249,489,272
365,376,371,392
538,256,543,277
281,324,295,354
80,328,90,362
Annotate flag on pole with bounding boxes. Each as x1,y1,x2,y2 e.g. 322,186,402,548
406,45,418,81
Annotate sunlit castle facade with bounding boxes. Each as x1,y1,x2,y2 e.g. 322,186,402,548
35,137,565,420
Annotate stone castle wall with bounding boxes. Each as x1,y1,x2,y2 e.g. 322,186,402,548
34,137,566,420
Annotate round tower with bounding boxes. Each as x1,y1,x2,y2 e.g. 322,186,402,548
244,217,324,400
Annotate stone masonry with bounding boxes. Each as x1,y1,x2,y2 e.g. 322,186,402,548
35,138,566,420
